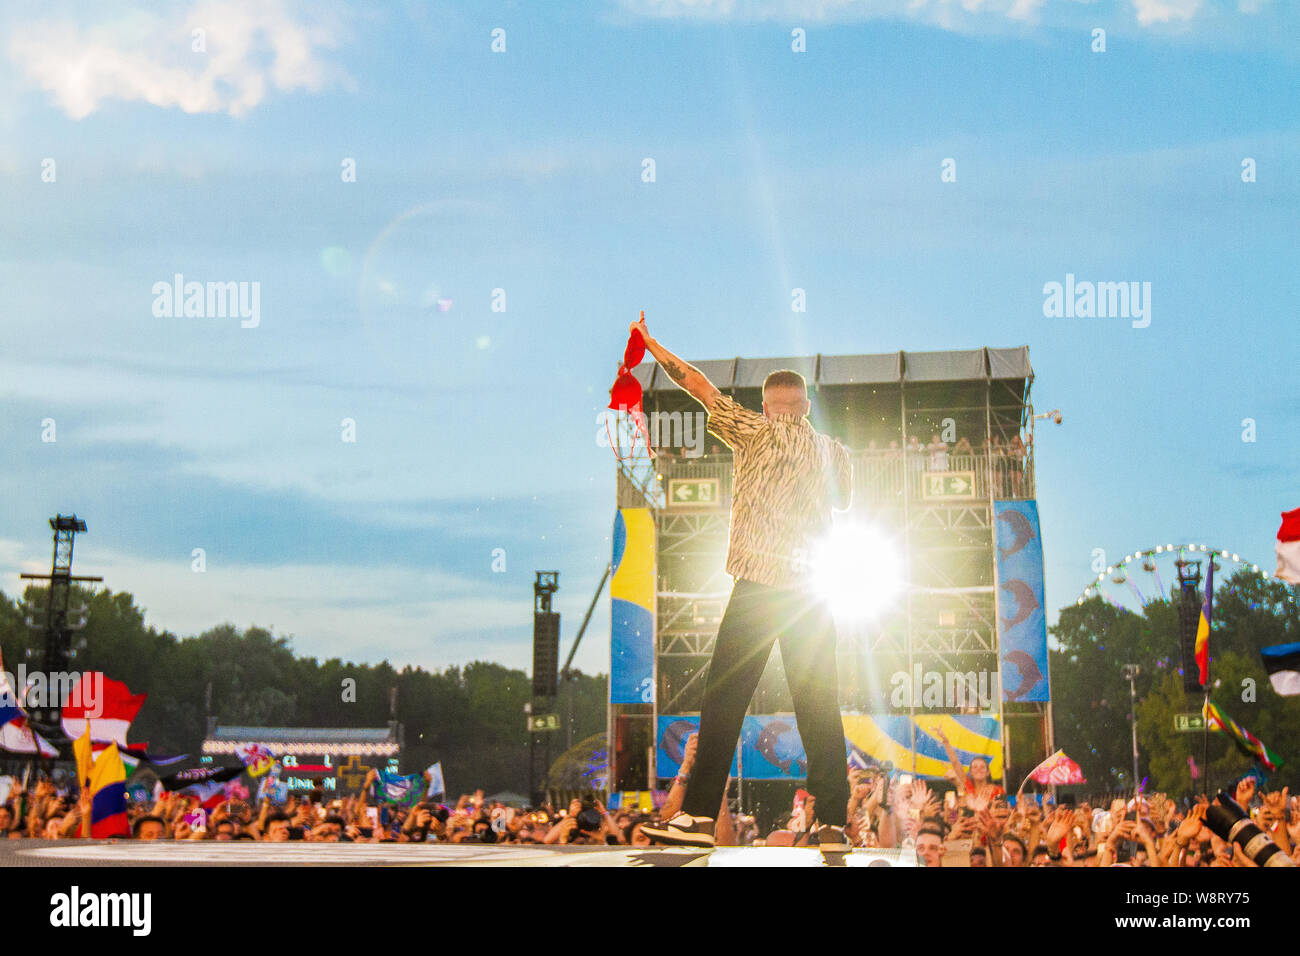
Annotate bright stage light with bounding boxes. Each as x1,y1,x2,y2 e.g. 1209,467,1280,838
808,522,905,620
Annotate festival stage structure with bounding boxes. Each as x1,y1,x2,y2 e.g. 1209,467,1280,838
201,723,403,794
606,348,1053,799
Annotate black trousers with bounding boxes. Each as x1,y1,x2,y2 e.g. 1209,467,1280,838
682,578,849,827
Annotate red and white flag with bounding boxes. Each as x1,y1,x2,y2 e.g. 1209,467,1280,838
1276,508,1300,585
61,673,146,745
1026,750,1086,787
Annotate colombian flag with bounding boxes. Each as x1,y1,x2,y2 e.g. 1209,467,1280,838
88,741,130,838
1204,700,1283,772
1194,560,1213,687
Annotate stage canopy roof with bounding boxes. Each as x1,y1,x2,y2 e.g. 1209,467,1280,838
634,346,1032,393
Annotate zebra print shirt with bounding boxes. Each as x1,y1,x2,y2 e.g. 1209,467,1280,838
705,394,852,590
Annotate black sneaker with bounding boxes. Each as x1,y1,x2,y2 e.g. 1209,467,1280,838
640,813,716,848
815,824,852,853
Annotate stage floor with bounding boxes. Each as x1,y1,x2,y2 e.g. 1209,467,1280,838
1,840,916,867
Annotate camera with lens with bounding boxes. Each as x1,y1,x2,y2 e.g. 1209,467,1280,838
575,801,603,832
1205,791,1294,867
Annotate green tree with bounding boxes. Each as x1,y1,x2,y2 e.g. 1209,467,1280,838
1050,571,1299,795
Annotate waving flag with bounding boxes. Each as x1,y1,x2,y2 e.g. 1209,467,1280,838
426,762,445,798
1204,700,1283,772
1022,749,1086,788
88,742,130,838
74,723,95,789
0,670,59,757
61,673,146,745
91,741,186,776
234,742,276,777
373,770,423,806
160,765,245,792
160,766,246,812
1261,642,1300,696
1195,559,1214,687
1276,508,1300,585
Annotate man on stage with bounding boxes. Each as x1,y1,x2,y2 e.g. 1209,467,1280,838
635,318,853,851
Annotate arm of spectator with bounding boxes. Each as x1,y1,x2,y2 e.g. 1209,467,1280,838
659,733,698,821
1262,788,1291,856
932,727,970,793
543,816,577,845
79,786,92,839
1135,819,1160,866
714,794,735,848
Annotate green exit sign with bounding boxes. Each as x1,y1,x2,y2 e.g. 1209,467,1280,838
922,471,977,499
1174,713,1206,733
528,714,560,732
667,478,720,508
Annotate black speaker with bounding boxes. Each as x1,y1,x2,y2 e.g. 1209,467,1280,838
532,611,560,698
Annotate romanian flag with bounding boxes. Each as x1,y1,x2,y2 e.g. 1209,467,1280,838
1204,700,1283,772
1194,559,1213,688
88,741,131,838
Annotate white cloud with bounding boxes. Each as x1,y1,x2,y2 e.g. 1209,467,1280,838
1131,0,1202,24
7,0,348,119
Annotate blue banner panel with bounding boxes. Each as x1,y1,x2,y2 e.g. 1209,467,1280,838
994,500,1050,702
657,715,805,780
610,509,656,704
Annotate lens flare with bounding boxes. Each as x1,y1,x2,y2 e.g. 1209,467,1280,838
808,522,905,621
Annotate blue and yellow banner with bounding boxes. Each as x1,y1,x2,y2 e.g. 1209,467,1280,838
655,714,1002,782
994,500,1050,702
610,508,656,704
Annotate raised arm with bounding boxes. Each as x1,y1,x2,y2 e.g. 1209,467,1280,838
932,726,970,792
632,318,722,412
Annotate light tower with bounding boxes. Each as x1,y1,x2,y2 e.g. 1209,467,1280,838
18,514,102,749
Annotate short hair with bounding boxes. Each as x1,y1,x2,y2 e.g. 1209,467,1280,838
762,370,807,395
917,824,945,841
132,815,166,837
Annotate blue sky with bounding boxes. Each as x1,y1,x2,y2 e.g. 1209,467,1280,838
1,0,1296,677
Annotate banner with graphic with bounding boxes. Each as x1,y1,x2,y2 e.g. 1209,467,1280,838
994,500,1050,702
842,714,1003,781
610,508,656,704
656,713,1002,782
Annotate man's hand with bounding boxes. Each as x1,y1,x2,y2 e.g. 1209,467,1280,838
631,319,722,411
1235,776,1256,808
630,316,650,345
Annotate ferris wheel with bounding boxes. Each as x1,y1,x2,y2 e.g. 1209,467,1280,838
1074,542,1295,615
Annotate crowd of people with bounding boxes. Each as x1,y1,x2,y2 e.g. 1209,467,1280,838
1,752,1292,865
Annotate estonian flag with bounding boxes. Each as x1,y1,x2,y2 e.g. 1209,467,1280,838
1261,642,1300,697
